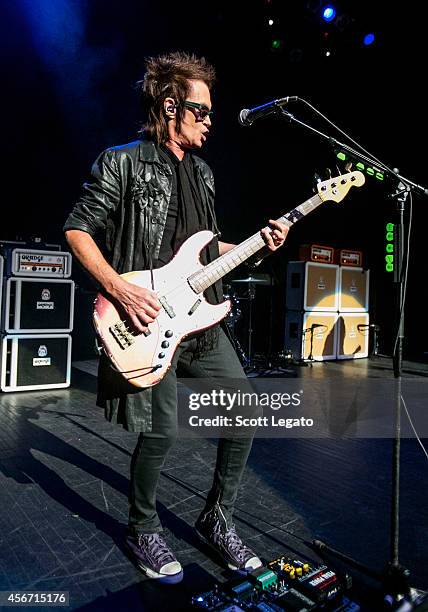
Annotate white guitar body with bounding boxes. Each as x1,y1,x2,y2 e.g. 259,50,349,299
93,230,231,388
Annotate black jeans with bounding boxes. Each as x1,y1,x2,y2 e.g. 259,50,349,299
128,327,254,534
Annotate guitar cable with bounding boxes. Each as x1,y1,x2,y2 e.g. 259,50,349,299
147,204,155,291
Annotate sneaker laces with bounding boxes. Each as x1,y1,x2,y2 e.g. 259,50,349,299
138,533,176,567
220,524,253,564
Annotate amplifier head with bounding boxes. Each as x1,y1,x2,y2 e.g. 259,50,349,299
6,248,72,278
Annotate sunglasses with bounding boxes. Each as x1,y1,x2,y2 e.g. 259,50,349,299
183,100,213,121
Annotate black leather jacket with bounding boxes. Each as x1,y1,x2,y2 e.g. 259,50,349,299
64,138,222,432
64,139,220,284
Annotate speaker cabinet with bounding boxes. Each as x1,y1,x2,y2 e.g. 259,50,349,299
3,278,74,333
1,334,71,392
286,262,339,312
336,313,369,359
338,267,369,312
285,311,338,361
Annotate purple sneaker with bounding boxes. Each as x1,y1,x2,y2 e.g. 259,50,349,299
195,504,262,572
126,532,183,583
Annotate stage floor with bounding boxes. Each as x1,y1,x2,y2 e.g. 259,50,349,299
0,356,427,611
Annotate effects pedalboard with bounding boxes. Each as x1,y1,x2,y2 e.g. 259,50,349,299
191,553,359,612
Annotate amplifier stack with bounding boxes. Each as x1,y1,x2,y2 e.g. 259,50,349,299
0,243,74,391
285,244,370,362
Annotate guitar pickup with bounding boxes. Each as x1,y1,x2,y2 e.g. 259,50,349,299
159,296,176,318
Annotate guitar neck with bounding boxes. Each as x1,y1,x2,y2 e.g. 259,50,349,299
189,192,324,293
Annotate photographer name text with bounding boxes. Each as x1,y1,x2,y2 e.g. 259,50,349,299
188,415,313,428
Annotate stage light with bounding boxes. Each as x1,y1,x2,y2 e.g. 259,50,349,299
325,50,331,56
385,222,395,273
268,19,274,26
322,5,336,22
271,39,283,50
363,33,375,46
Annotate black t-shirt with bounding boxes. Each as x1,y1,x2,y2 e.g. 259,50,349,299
156,144,181,266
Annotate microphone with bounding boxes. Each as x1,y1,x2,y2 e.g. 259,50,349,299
303,324,325,333
239,96,298,126
357,323,379,331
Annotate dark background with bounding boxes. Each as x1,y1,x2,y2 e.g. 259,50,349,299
2,0,427,359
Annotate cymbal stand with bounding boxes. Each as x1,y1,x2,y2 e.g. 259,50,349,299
244,281,257,373
227,316,248,367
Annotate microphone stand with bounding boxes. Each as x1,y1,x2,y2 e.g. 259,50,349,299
270,104,428,606
303,324,325,365
357,323,380,357
302,327,315,367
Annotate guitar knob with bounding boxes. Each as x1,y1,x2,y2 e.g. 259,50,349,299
161,341,169,348
158,352,165,359
165,330,173,338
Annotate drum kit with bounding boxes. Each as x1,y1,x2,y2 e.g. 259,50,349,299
223,273,295,375
224,273,296,377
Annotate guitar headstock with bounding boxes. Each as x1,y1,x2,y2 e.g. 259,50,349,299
317,171,365,203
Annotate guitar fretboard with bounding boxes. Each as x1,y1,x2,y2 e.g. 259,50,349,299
188,192,323,293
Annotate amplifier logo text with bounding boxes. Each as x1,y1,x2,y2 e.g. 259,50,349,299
21,254,43,262
33,357,51,366
37,302,54,310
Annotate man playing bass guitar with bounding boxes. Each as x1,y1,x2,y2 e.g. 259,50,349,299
64,52,288,583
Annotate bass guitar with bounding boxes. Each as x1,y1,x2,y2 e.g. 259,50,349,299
93,171,365,387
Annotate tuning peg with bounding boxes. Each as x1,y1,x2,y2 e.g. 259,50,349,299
344,161,353,172
313,172,322,193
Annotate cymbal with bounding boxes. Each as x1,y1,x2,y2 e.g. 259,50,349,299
232,275,271,285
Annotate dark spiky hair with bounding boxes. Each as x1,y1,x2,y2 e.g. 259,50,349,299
137,51,216,143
